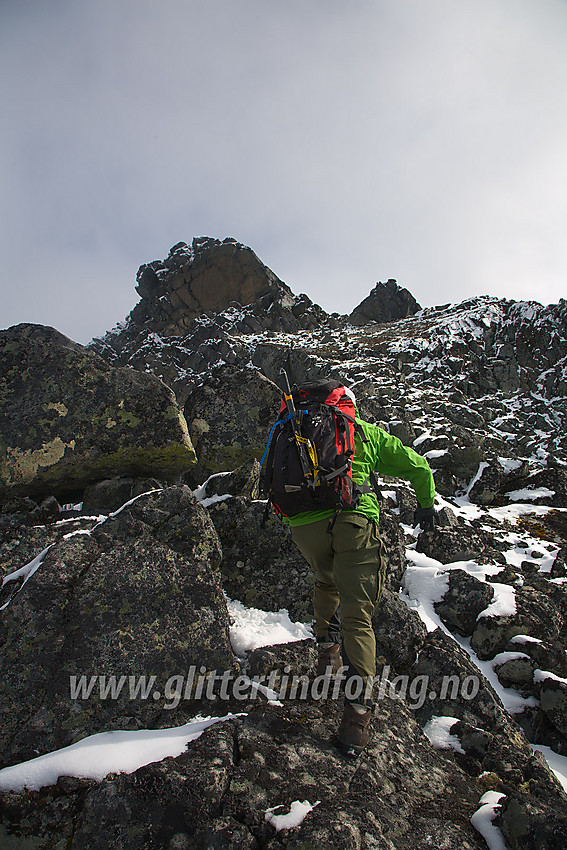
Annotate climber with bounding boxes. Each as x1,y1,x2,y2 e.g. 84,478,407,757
266,382,437,757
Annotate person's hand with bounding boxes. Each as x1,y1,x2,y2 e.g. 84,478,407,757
414,505,437,532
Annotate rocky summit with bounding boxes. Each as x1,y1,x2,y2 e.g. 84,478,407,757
1,237,567,849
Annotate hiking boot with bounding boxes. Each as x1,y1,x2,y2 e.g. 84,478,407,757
337,702,373,757
316,642,343,676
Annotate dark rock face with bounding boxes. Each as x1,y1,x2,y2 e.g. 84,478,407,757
0,487,235,767
373,587,428,672
379,509,409,592
210,497,314,623
183,365,281,485
81,475,163,513
497,792,567,850
202,458,261,501
247,638,318,688
349,279,421,326
468,459,530,505
0,324,196,504
132,238,290,335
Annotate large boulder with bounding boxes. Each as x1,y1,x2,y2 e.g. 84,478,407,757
416,523,507,566
470,583,565,661
183,365,280,485
433,569,495,636
372,587,428,673
0,486,236,766
0,324,196,504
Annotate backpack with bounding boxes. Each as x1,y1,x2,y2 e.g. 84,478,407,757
260,375,370,525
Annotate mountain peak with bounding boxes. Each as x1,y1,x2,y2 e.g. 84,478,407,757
349,278,421,326
131,237,295,336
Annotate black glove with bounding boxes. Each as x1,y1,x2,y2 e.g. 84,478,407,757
414,505,437,532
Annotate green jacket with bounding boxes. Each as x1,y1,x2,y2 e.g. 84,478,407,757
283,415,435,527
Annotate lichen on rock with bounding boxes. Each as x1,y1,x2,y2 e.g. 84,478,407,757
0,324,196,504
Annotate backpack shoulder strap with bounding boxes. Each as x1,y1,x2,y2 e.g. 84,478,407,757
259,411,293,467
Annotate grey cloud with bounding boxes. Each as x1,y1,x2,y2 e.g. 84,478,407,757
1,0,566,343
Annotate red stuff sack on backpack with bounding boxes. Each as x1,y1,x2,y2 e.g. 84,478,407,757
261,378,365,519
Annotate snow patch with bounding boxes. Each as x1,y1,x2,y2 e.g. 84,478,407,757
534,669,567,686
477,583,516,619
510,634,542,646
0,546,53,611
226,597,313,656
491,651,531,668
470,792,507,850
423,716,465,754
0,714,242,792
506,487,555,502
265,800,320,832
401,552,450,633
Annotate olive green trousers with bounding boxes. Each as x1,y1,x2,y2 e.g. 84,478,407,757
290,513,386,683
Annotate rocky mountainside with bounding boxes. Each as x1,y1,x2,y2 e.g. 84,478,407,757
91,238,567,499
1,237,567,848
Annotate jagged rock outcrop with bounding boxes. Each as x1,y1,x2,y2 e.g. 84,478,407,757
0,324,196,505
132,237,299,336
90,239,330,405
0,487,236,767
349,278,421,326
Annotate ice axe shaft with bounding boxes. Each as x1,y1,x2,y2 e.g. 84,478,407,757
280,369,317,488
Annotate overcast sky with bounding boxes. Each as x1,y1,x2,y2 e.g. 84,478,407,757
1,0,566,344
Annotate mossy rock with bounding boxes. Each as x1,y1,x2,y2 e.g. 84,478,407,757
0,324,196,503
